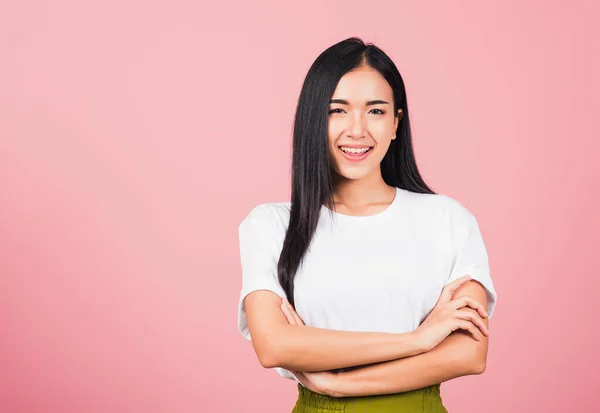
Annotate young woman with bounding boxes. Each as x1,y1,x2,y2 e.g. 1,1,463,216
237,37,498,412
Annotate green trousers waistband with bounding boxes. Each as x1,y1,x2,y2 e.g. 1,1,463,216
292,383,448,413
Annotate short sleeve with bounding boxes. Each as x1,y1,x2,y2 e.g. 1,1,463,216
446,205,498,318
237,205,287,340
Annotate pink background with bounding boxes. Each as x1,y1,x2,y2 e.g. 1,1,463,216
1,1,598,412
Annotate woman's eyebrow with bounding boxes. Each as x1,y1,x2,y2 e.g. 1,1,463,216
329,99,390,106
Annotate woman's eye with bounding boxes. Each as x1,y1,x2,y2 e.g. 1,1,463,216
328,108,385,115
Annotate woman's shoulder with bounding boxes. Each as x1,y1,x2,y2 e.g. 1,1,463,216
401,188,476,223
239,200,291,234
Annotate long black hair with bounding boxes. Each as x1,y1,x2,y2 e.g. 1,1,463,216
278,37,436,307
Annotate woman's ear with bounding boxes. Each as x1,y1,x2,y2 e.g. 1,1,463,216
392,109,403,139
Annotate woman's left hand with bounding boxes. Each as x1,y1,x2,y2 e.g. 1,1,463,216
280,298,338,396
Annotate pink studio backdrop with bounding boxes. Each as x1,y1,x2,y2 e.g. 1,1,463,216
1,1,598,412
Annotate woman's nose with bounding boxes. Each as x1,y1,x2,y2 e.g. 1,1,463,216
347,112,366,137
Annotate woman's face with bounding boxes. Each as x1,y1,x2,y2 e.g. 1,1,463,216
327,66,402,182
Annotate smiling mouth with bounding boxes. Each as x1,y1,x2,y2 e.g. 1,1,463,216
338,146,373,154
337,146,373,161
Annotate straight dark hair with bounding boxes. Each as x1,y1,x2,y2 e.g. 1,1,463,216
278,37,436,307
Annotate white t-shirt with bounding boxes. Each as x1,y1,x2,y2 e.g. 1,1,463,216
237,186,498,382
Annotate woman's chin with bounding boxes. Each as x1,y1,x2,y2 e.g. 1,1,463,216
335,167,374,181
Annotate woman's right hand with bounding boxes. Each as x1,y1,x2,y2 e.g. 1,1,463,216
414,275,490,352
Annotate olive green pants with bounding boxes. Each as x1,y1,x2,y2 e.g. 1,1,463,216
291,383,448,412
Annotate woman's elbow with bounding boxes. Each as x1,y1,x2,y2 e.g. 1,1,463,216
471,358,487,375
257,344,280,369
467,347,488,375
459,339,488,375
254,335,282,369
258,352,277,369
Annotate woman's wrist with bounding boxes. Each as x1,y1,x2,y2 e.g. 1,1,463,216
401,331,427,357
325,332,425,398
328,369,368,398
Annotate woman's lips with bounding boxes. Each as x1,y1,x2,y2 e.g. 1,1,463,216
338,147,372,162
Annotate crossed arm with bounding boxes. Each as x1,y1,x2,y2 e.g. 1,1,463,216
244,280,490,397
324,280,489,397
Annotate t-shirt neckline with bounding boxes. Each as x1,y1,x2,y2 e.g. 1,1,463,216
321,186,403,225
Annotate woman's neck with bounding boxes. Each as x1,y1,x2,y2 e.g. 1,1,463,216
331,174,396,213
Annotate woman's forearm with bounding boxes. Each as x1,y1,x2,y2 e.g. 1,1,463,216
267,324,424,372
328,331,485,397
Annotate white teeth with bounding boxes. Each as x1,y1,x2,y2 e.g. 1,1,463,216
340,146,370,154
